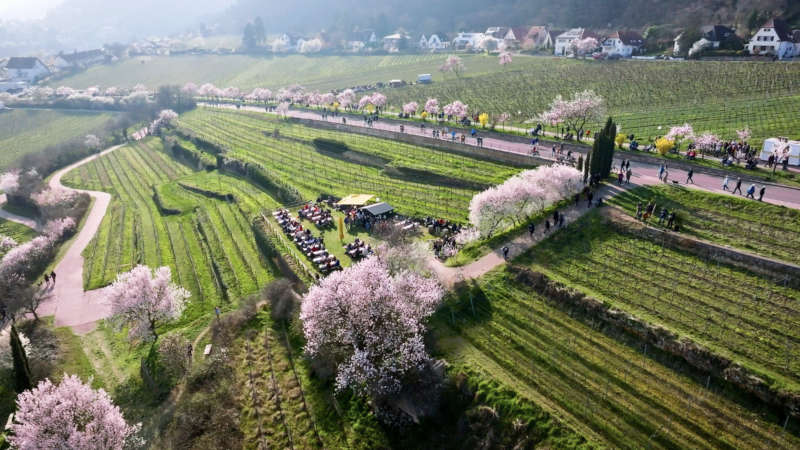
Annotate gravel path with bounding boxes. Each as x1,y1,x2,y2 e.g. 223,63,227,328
36,145,123,335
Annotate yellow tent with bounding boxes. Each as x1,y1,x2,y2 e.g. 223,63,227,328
336,194,375,207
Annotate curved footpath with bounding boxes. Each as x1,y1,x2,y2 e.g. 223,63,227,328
37,145,123,335
0,193,41,232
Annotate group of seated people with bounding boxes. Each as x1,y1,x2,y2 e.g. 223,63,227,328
425,217,462,236
298,203,334,228
344,238,372,260
273,208,341,273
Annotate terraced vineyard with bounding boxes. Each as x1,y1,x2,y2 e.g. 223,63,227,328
444,269,800,448
178,108,521,222
0,109,116,170
61,138,278,319
609,185,800,265
523,213,800,393
234,313,350,449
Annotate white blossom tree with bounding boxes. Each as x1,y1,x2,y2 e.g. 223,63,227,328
537,90,604,140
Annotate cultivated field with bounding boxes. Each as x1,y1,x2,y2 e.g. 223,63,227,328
0,109,116,170
0,217,36,243
50,54,800,142
61,138,278,318
609,185,800,265
443,268,800,448
524,213,800,393
178,108,520,221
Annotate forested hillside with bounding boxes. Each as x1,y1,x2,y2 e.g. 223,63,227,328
219,0,800,35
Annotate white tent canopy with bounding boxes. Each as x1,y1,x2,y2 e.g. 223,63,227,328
760,138,800,166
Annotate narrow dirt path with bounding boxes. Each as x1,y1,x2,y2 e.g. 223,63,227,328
0,193,40,231
36,144,124,335
428,184,625,287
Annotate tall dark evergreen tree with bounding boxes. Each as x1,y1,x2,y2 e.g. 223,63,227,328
583,151,591,183
589,117,616,180
253,17,266,45
10,325,33,393
242,22,258,50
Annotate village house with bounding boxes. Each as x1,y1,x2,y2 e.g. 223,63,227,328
554,28,584,56
345,30,377,52
452,32,484,50
382,33,410,52
3,57,51,82
506,26,553,50
418,34,448,51
601,31,644,57
747,18,800,59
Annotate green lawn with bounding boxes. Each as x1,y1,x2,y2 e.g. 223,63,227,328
0,217,37,243
0,109,116,170
609,184,800,265
522,212,800,393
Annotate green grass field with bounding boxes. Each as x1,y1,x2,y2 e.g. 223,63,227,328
178,108,520,221
50,54,800,143
441,268,800,448
609,185,800,265
0,217,37,243
523,212,800,393
0,109,116,170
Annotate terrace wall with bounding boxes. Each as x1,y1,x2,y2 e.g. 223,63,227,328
600,206,800,286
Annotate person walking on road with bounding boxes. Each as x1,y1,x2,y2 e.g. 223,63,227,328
50,271,56,286
733,177,743,195
758,185,766,201
686,168,694,184
658,164,665,181
587,191,594,208
636,201,643,220
746,184,756,199
722,175,730,191
502,246,510,260
528,223,535,237
663,168,669,184
625,168,632,184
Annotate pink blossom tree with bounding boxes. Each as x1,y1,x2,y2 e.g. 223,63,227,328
571,37,599,58
665,123,695,151
197,83,217,97
180,82,198,96
424,98,439,116
10,374,141,449
469,165,583,236
300,257,443,398
402,101,418,116
0,170,20,193
358,95,372,110
107,265,189,342
537,90,604,140
736,127,751,142
694,132,720,158
336,89,355,109
320,93,336,105
276,101,290,117
443,101,468,119
370,92,387,111
85,134,101,150
498,51,512,66
439,55,464,77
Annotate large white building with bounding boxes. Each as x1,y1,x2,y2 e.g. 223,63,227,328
4,57,50,82
747,19,800,59
452,32,484,50
601,31,644,57
554,28,584,56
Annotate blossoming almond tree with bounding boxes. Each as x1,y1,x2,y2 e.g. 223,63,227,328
498,51,512,66
571,37,599,58
403,102,419,116
694,132,720,158
469,165,583,236
424,98,439,116
107,265,189,342
439,55,464,77
443,101,468,119
300,257,443,399
538,90,604,141
10,374,141,450
736,127,751,142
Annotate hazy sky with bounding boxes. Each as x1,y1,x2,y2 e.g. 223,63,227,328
0,0,65,21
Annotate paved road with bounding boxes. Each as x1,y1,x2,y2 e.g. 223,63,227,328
0,193,40,232
37,145,123,335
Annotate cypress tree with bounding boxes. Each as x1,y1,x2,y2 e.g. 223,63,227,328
10,325,33,393
583,151,591,183
577,155,583,172
600,117,617,178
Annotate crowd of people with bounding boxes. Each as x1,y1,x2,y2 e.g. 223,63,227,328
298,203,334,228
636,200,679,231
274,208,342,273
344,238,372,260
